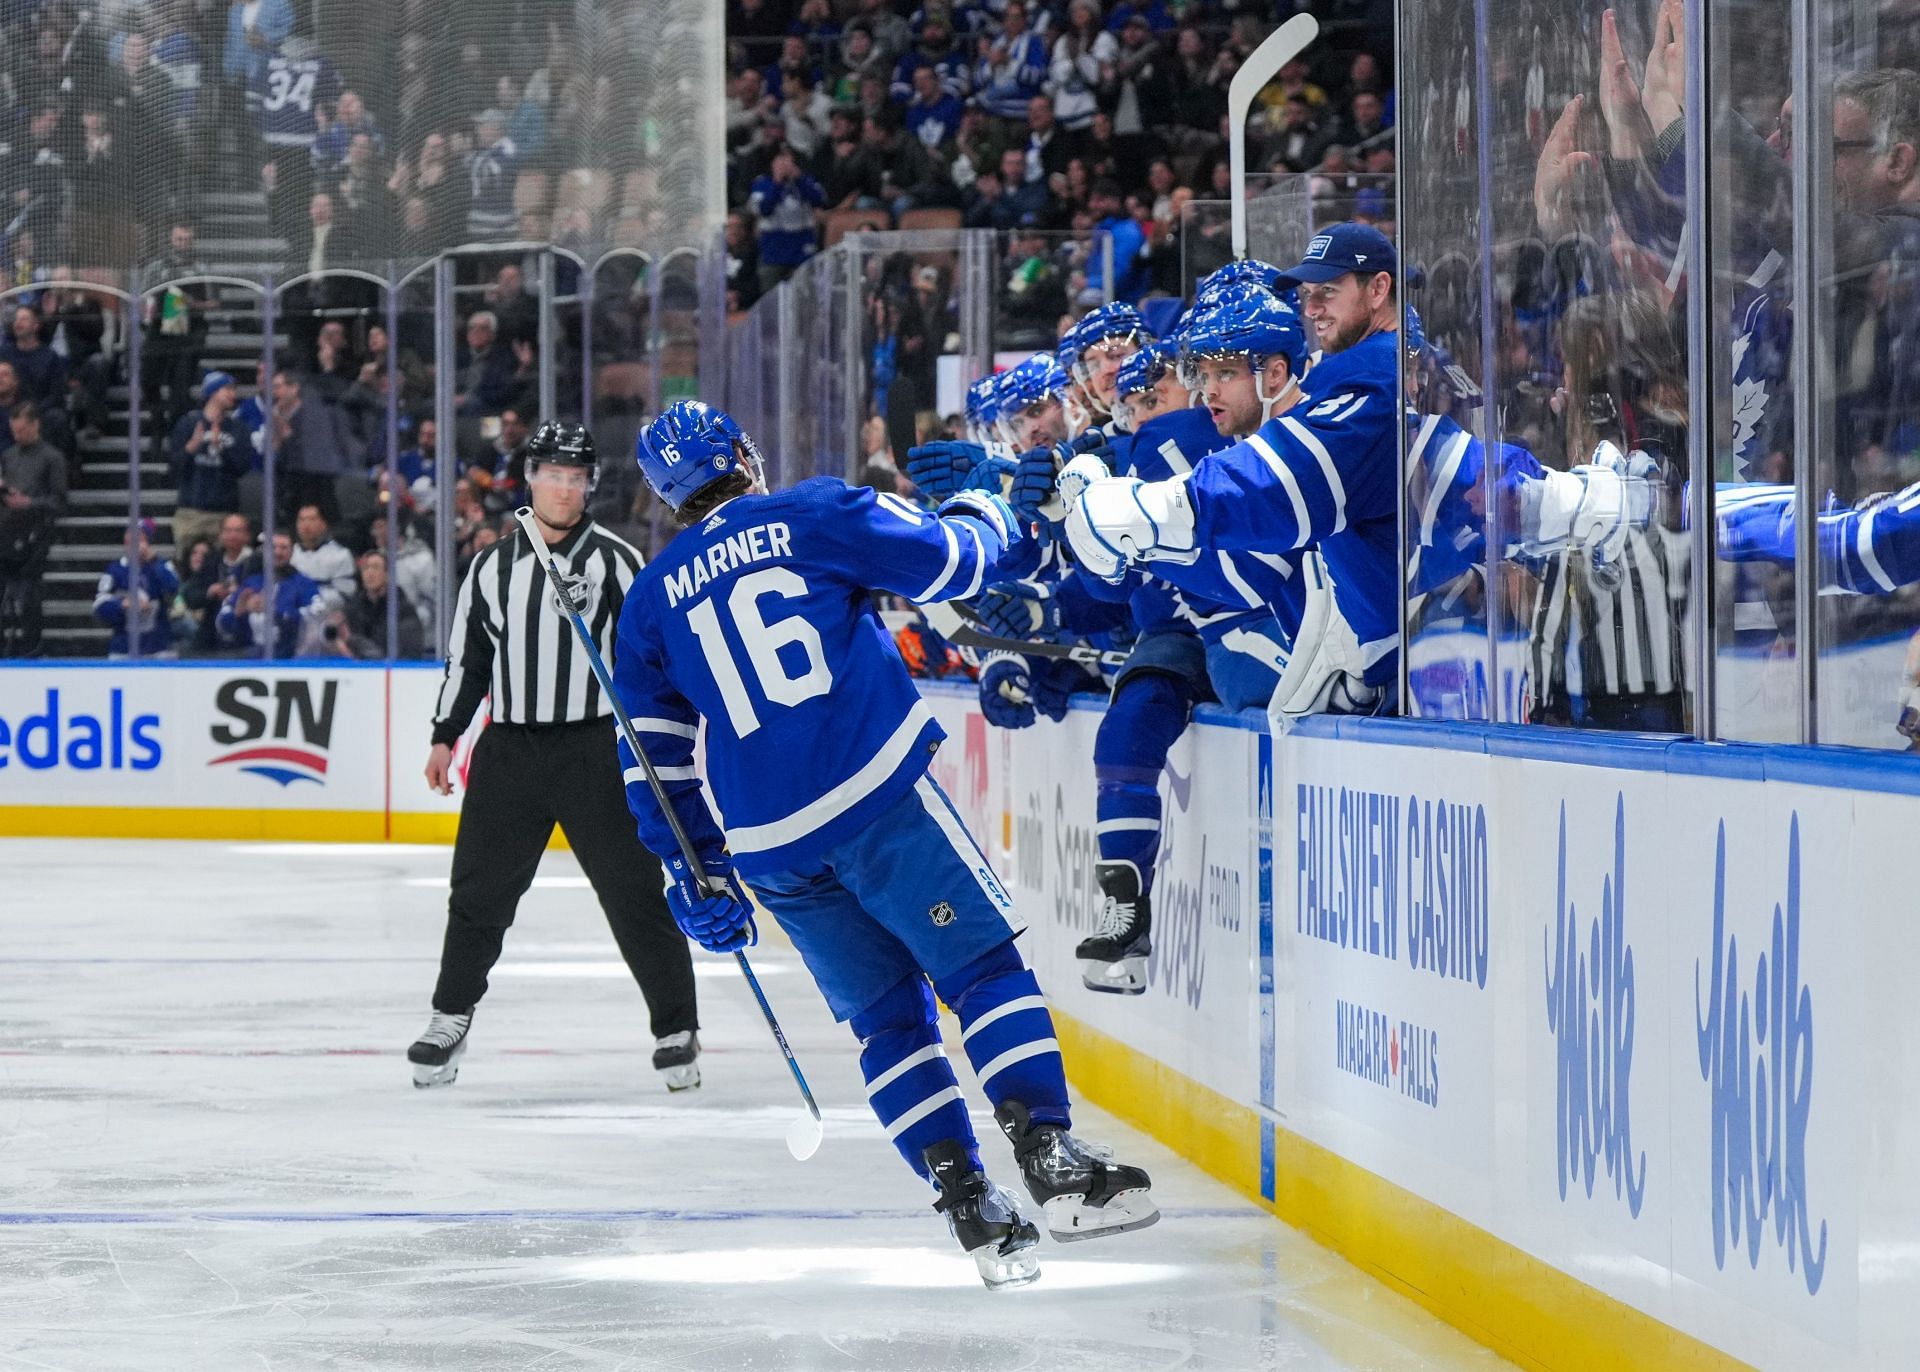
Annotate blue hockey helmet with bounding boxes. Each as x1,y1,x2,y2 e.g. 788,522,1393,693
1057,302,1152,377
1114,337,1180,401
636,400,765,511
999,352,1068,413
964,373,1002,429
1194,258,1287,305
1177,286,1308,385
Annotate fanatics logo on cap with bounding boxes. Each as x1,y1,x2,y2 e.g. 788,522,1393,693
929,900,956,927
1305,234,1332,260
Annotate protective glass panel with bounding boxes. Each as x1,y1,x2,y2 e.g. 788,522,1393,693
390,268,442,660
585,251,656,557
991,229,1112,356
1179,200,1236,298
1398,2,1493,719
1409,1,1696,731
8,286,137,659
136,274,272,661
1709,0,1800,741
1806,5,1920,748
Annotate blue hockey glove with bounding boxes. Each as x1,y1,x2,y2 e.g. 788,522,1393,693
963,453,1017,493
1009,444,1065,523
1031,656,1084,722
663,851,758,954
905,440,987,502
975,580,1061,642
1066,428,1116,465
938,488,1022,553
979,652,1038,729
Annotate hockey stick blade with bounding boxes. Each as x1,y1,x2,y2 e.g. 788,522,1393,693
511,506,825,1160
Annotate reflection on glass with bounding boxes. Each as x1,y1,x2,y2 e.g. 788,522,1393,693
1400,0,1697,730
1400,0,1491,718
1807,14,1920,750
1706,0,1799,741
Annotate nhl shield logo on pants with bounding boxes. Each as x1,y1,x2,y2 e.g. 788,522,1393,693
930,900,956,927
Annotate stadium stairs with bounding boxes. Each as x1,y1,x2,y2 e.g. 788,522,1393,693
40,189,288,657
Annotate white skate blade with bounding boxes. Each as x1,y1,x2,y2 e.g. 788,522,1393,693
1079,954,1147,995
785,1108,824,1161
970,1243,1041,1290
410,1038,466,1090
1041,1188,1160,1243
659,1062,701,1092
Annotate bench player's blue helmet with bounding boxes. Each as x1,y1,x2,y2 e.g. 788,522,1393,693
1194,258,1287,305
964,373,1002,445
1114,337,1180,402
1057,302,1151,384
1176,286,1308,386
636,400,766,511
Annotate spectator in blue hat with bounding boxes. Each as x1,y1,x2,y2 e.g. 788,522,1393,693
169,371,253,552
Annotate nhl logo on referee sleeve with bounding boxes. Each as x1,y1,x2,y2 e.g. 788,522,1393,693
929,900,956,927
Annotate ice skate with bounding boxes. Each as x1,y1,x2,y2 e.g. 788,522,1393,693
653,1030,701,1091
1076,861,1150,994
407,1010,472,1089
996,1101,1159,1243
924,1140,1042,1291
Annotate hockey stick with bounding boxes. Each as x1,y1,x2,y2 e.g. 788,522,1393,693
921,599,1128,670
511,507,824,1162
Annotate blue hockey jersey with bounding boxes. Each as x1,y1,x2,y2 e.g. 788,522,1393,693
1119,403,1305,644
1184,329,1402,683
249,53,341,148
613,478,1017,875
1716,478,1920,595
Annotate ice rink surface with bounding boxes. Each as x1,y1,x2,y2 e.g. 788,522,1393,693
0,839,1510,1371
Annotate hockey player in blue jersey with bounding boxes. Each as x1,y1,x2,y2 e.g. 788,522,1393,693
1057,304,1152,430
1038,314,1304,991
1064,225,1406,702
614,400,1158,1289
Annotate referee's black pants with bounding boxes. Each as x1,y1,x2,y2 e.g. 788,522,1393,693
432,719,698,1037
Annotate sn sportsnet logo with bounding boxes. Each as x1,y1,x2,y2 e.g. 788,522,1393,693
208,678,338,787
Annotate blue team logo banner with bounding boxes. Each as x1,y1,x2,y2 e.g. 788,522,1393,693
1543,796,1645,1217
1695,814,1828,1296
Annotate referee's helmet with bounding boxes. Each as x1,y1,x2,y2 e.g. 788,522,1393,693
636,400,766,511
525,420,599,489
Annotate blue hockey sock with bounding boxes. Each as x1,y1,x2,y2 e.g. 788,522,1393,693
849,975,979,1182
936,942,1071,1129
1094,673,1190,894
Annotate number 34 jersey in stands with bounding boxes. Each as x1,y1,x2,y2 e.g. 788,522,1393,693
611,478,1014,876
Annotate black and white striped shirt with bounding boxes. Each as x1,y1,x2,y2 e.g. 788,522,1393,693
431,520,643,743
1527,525,1690,715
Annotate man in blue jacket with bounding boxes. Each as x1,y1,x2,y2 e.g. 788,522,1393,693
216,530,328,657
169,371,252,553
93,519,180,657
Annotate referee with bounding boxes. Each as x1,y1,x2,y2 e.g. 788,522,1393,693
407,421,701,1091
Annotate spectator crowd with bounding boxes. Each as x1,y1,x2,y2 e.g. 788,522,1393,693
723,0,1395,311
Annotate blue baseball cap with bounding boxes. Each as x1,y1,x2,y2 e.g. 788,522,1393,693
1274,223,1397,288
202,370,236,398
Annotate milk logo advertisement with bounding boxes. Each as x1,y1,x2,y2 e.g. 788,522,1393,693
1542,796,1646,1217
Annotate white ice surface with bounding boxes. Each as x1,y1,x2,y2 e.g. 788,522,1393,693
0,839,1511,1371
